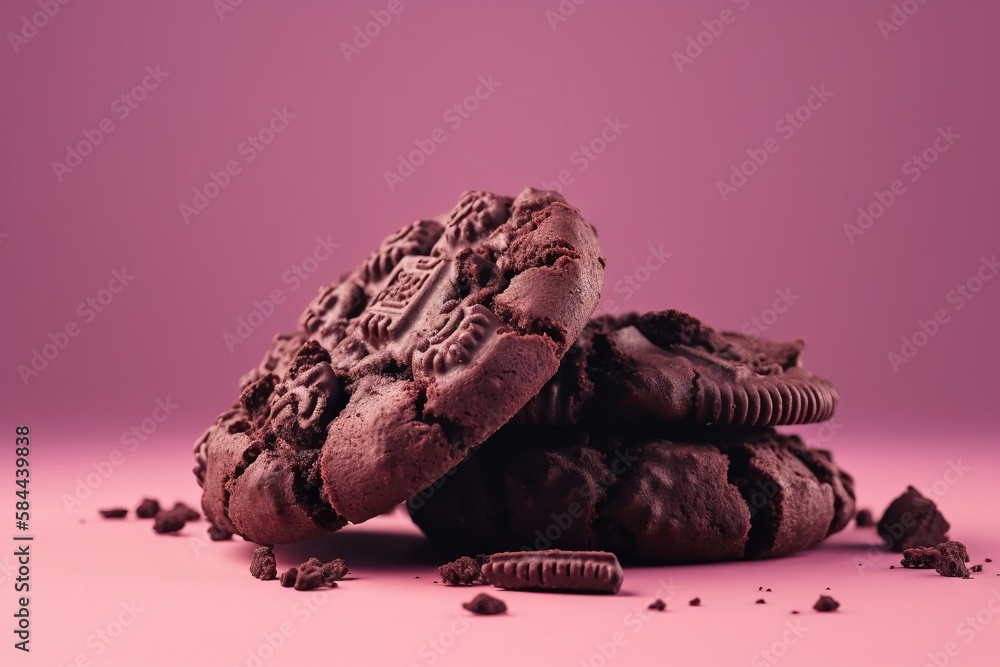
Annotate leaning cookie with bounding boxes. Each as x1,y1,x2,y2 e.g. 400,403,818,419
514,310,837,428
408,426,855,565
194,189,605,544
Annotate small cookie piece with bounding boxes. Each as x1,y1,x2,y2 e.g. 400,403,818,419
971,564,984,573
689,598,701,606
99,508,127,518
463,593,507,615
648,599,666,611
410,427,855,565
250,547,278,580
280,568,298,588
292,561,330,591
901,546,939,569
135,498,160,519
813,595,840,612
854,509,874,527
171,502,201,522
877,486,949,551
514,310,838,428
482,550,623,594
934,541,971,579
153,512,185,534
439,556,486,586
208,523,234,541
322,558,349,583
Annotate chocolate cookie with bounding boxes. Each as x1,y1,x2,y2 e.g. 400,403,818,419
194,189,605,544
514,310,838,427
408,427,855,564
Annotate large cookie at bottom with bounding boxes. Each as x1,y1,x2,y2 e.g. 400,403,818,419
514,310,838,428
408,427,855,564
194,188,605,544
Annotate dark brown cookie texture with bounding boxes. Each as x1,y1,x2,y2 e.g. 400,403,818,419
193,189,605,545
439,556,486,585
901,546,940,569
408,427,855,565
153,512,186,534
813,595,840,612
463,593,507,615
514,310,838,428
482,550,623,594
135,498,160,519
250,547,278,581
99,508,127,518
877,486,950,551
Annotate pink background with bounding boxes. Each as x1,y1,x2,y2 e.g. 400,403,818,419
1,1,998,665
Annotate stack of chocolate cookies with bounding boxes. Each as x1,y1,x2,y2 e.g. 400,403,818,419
194,188,854,564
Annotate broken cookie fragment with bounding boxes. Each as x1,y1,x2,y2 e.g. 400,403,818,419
250,547,278,580
439,556,487,585
877,486,950,552
463,593,507,615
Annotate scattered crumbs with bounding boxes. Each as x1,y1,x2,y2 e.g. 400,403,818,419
99,508,128,519
814,595,840,612
791,611,800,614
854,508,875,527
463,593,507,616
986,558,993,563
890,565,895,569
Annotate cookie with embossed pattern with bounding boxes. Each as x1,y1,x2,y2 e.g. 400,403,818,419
193,188,605,544
514,310,838,428
408,426,855,564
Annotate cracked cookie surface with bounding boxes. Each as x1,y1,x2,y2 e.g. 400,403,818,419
193,188,604,544
514,310,838,428
407,426,855,564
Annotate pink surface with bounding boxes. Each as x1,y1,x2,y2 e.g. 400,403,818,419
2,1,1000,665
17,436,1000,667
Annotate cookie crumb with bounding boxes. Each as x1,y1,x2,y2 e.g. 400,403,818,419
854,509,875,527
902,546,939,569
813,595,840,612
648,599,666,611
934,541,971,579
971,564,983,573
689,598,701,606
463,593,507,615
439,556,486,586
208,523,233,541
99,508,127,518
766,588,772,592
877,486,950,552
250,547,278,580
756,599,766,604
280,568,297,588
135,498,161,519
171,502,201,522
153,511,185,534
